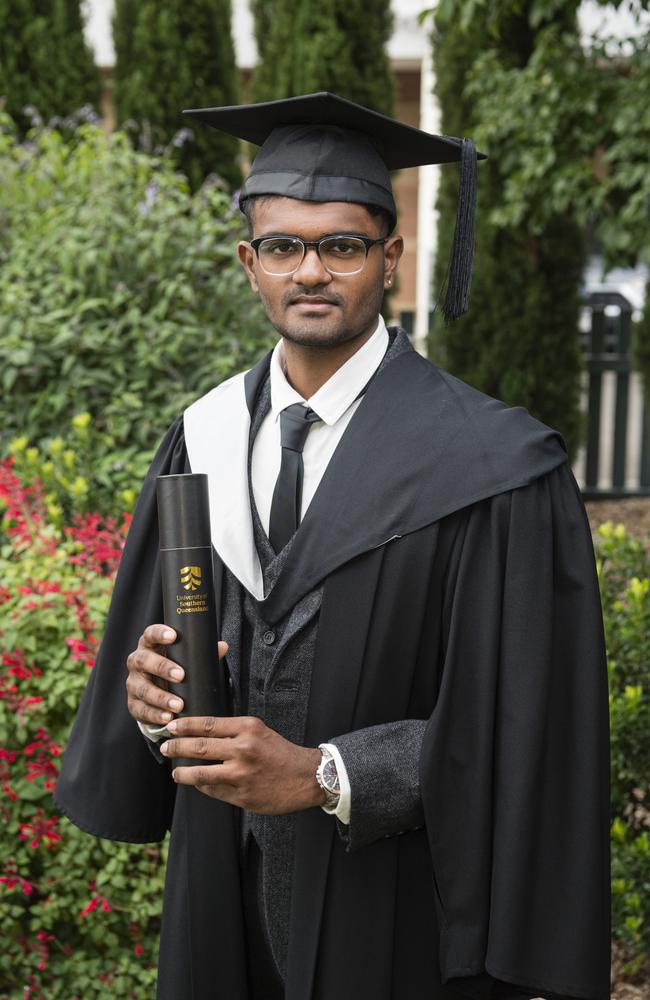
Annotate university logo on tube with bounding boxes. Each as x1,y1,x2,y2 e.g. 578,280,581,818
180,566,202,591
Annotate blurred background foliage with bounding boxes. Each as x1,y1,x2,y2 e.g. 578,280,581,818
0,0,100,139
428,0,650,457
429,0,586,461
0,114,273,513
597,521,650,978
0,458,165,996
112,0,241,191
250,0,394,114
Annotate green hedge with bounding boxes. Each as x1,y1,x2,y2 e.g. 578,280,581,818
429,9,585,462
596,520,650,976
112,0,241,191
0,116,273,513
250,0,394,115
0,1,100,139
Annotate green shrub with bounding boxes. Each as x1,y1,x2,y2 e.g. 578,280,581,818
0,115,274,503
7,414,141,525
250,0,394,115
429,9,585,462
595,521,650,976
0,1,100,139
0,458,164,997
112,0,241,191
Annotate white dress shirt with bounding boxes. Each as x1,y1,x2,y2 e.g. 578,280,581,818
140,315,391,826
252,314,389,533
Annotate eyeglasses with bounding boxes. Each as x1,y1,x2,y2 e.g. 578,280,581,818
249,234,387,276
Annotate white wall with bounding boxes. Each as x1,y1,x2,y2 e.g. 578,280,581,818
82,0,114,66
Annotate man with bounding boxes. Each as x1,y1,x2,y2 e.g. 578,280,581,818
54,94,611,1000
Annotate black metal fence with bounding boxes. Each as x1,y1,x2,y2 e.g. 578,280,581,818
402,293,650,498
577,292,650,498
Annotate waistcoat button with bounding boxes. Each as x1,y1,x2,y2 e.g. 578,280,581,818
262,629,276,645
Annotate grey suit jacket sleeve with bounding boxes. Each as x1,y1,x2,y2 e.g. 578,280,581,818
327,718,427,852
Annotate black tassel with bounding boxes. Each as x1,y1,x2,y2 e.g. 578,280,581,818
442,138,477,324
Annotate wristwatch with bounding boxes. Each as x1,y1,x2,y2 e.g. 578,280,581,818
315,746,341,809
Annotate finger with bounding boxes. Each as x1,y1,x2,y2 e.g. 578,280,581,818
159,737,235,760
218,640,229,660
142,624,177,648
171,762,235,786
167,715,256,738
128,646,184,684
129,698,176,727
126,674,184,715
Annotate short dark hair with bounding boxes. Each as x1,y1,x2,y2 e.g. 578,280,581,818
240,194,395,239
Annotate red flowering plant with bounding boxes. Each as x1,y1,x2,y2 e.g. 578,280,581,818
0,456,166,998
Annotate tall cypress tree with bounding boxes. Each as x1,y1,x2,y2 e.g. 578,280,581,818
113,0,241,191
251,0,393,115
0,0,100,136
430,6,585,460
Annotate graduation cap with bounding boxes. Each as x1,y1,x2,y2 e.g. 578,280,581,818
182,92,486,323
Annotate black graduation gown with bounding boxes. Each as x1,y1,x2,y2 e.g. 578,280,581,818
54,341,611,1000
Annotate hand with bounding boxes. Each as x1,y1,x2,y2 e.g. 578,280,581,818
125,624,229,727
159,715,327,814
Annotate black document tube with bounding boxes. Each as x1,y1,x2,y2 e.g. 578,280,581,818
156,473,228,768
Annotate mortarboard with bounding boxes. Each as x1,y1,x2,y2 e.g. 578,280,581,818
182,92,486,322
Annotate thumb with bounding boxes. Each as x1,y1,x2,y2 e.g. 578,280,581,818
217,640,229,660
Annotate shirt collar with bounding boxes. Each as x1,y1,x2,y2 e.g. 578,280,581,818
269,315,389,427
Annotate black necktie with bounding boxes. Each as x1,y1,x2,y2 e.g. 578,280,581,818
268,402,322,553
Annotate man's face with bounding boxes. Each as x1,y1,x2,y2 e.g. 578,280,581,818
238,197,403,350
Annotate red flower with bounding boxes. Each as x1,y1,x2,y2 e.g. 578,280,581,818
64,511,127,576
65,636,89,658
2,653,21,666
79,897,99,917
0,654,44,718
0,860,33,895
80,892,112,917
18,810,61,849
64,636,96,667
3,782,18,801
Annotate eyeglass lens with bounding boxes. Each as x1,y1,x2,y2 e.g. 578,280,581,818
257,237,369,275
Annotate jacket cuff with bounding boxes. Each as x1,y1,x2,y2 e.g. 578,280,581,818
327,719,428,852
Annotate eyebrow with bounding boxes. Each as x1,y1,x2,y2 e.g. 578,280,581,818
253,230,375,241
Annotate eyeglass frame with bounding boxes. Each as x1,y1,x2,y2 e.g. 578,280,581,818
248,233,388,276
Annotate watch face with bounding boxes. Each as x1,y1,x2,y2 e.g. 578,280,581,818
322,758,340,793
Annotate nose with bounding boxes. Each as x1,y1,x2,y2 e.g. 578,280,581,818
291,246,332,287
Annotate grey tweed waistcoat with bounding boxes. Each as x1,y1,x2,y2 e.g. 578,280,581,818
220,371,323,981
